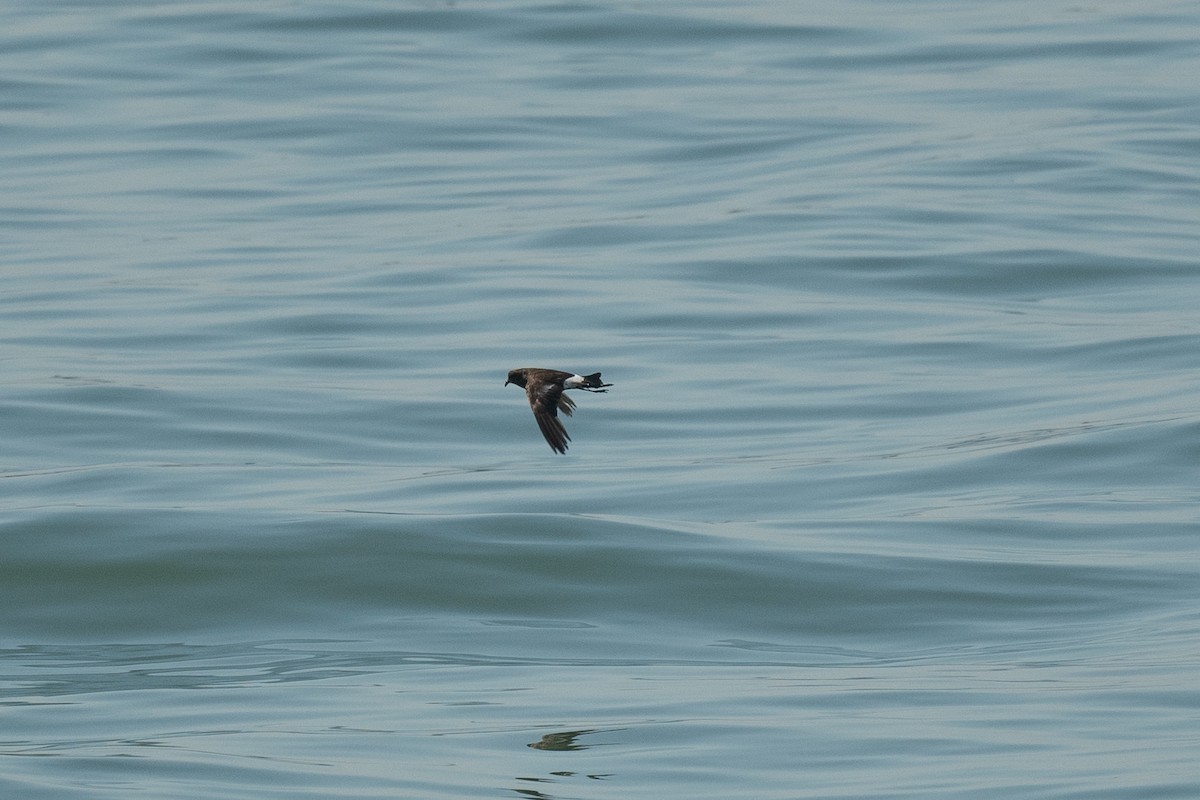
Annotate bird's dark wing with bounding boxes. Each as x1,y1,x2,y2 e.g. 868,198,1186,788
542,369,576,383
528,382,572,454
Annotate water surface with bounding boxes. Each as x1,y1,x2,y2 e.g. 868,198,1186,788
3,1,1198,797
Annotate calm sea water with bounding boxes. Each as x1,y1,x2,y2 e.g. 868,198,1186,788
3,1,1198,797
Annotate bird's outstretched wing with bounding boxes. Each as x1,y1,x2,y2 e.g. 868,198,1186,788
528,382,574,454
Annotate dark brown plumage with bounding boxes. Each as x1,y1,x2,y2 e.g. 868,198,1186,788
504,367,611,454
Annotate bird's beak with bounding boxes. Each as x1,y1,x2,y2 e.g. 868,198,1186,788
504,380,510,386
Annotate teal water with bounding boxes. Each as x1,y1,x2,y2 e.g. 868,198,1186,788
3,1,1199,798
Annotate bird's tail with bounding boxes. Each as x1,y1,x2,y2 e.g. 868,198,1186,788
579,372,612,392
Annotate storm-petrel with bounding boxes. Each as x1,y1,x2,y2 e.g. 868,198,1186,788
505,368,612,454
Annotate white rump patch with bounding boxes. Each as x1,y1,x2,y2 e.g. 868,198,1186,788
564,374,586,389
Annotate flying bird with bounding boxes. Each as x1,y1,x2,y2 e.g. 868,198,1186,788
505,367,612,454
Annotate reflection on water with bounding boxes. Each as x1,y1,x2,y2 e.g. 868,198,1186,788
527,728,608,751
